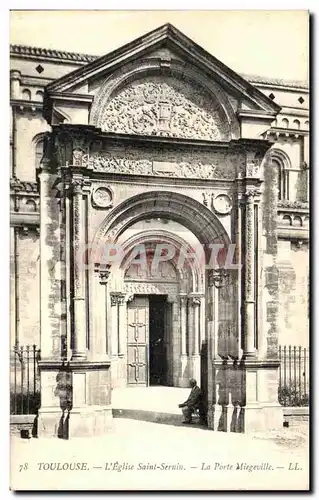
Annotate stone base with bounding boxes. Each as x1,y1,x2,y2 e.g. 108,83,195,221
207,403,283,433
239,403,283,433
38,407,66,438
68,406,113,438
37,358,112,438
206,358,283,433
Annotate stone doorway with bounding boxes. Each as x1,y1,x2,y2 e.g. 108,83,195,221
149,295,170,386
126,294,173,387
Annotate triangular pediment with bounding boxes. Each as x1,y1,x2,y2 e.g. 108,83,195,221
45,24,280,141
46,24,279,113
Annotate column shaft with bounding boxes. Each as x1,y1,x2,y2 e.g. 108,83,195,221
72,178,87,359
192,299,200,355
179,295,187,356
187,299,194,356
244,192,256,358
39,168,57,359
118,296,127,356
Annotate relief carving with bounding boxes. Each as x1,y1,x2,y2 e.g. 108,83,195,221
87,148,239,180
91,186,113,209
99,77,228,141
212,193,233,215
124,282,178,296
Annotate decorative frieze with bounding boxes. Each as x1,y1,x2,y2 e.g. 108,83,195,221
124,282,178,296
86,149,242,180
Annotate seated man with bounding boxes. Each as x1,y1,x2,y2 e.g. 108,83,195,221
178,378,201,424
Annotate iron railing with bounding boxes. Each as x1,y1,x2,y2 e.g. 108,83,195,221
10,343,309,413
10,344,41,415
278,345,309,407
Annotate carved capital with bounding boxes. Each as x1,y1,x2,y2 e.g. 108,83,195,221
179,294,188,307
245,188,260,202
97,265,111,285
110,292,126,306
207,268,229,289
71,177,84,195
189,296,201,307
167,294,177,304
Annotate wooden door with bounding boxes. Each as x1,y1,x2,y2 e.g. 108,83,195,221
127,296,149,385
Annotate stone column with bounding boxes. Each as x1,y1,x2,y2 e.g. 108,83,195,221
179,294,187,356
244,189,256,359
71,177,87,360
38,149,64,437
191,296,200,356
110,292,126,387
93,266,111,359
167,295,178,386
178,294,188,387
206,268,228,430
190,295,201,384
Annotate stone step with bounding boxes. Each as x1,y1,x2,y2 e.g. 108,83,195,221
112,408,203,427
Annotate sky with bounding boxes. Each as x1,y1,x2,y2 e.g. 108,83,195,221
9,10,309,82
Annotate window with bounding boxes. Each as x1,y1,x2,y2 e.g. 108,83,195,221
22,89,31,101
269,149,291,201
35,138,44,169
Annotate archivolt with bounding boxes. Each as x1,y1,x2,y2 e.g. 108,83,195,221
92,190,230,264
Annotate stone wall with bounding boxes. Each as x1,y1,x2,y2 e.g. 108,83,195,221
277,240,309,347
10,228,40,348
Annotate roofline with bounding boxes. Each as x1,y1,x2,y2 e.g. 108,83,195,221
10,38,308,91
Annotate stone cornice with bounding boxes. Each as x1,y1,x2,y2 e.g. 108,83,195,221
47,91,94,104
278,200,309,210
51,124,272,153
10,43,308,91
265,127,309,139
10,213,40,226
10,44,96,64
10,99,43,111
10,178,39,194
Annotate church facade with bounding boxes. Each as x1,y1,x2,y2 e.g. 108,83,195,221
10,24,309,437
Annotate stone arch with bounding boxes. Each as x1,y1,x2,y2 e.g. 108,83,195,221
89,60,240,140
112,229,204,294
266,148,292,201
21,88,31,101
293,119,301,130
35,90,44,102
281,117,289,129
93,191,230,268
32,133,46,170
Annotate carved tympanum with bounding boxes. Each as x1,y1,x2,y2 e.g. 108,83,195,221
99,76,229,141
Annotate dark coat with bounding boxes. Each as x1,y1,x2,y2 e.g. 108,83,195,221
184,385,201,409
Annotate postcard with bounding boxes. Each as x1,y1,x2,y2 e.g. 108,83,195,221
10,10,309,491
